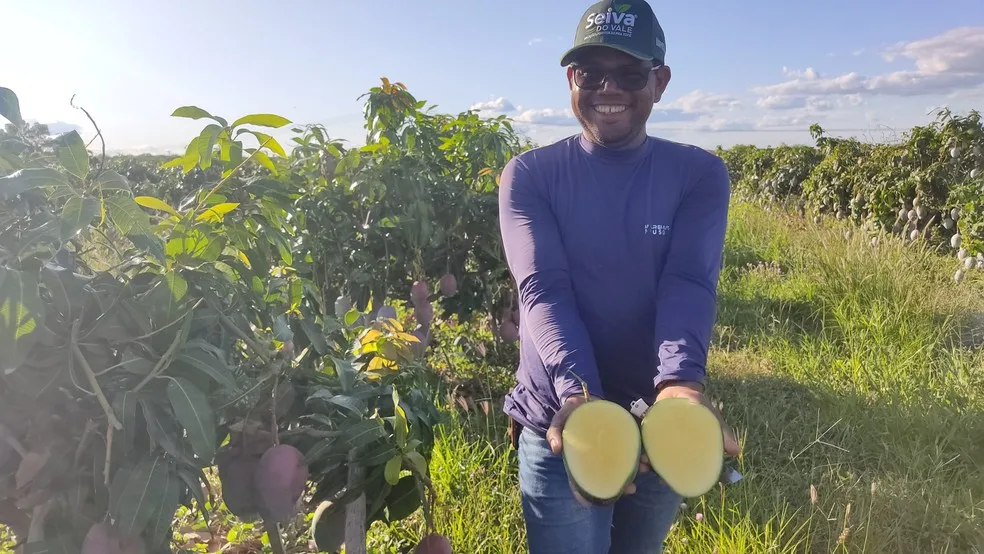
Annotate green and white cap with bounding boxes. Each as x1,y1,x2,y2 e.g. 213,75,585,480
560,0,667,66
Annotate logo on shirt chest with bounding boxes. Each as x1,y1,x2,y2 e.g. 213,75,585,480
643,224,671,237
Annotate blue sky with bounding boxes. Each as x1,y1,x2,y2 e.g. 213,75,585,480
4,0,983,155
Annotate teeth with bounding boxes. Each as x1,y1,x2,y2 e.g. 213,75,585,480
594,105,627,114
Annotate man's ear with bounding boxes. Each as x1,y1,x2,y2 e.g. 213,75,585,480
652,65,672,103
566,65,576,90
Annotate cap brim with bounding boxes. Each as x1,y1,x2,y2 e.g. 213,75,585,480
560,43,655,66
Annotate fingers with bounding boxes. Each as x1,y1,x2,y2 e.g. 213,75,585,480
546,426,563,454
724,429,741,457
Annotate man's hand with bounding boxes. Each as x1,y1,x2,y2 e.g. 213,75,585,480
655,381,741,457
546,395,649,499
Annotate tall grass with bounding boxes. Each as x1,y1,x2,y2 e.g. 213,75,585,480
372,201,984,553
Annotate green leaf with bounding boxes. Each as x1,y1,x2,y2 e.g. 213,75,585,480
339,419,387,451
0,168,74,201
0,87,23,126
232,113,292,129
94,169,131,194
299,318,330,355
196,202,239,223
171,105,228,127
392,388,408,449
113,454,170,537
311,501,346,553
54,130,90,180
344,309,360,327
404,451,428,477
197,124,223,170
174,348,237,390
60,196,100,240
0,267,44,373
358,441,399,466
105,195,166,263
166,377,217,463
140,398,201,469
384,475,422,522
252,150,277,174
105,195,156,236
112,390,140,454
309,390,362,415
384,454,402,485
145,463,181,549
135,195,180,217
177,465,211,524
331,356,358,392
40,262,84,319
240,129,287,157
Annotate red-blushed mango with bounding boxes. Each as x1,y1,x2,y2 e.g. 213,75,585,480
411,327,428,358
499,320,519,342
81,522,146,554
254,444,309,523
414,302,434,327
411,280,429,305
439,273,457,296
216,448,261,518
377,305,398,321
414,533,453,554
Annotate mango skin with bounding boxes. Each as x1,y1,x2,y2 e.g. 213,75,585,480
253,444,309,524
414,533,453,554
216,449,261,519
81,522,146,554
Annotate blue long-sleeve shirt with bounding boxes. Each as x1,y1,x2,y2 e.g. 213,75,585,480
498,133,731,435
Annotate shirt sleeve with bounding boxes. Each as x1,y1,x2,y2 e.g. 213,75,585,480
497,155,605,404
653,155,732,391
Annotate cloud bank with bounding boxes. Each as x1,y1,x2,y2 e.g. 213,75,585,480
470,26,983,147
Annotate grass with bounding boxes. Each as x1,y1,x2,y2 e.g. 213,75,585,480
369,200,984,553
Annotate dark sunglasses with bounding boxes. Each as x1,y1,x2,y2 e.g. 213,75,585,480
571,64,661,91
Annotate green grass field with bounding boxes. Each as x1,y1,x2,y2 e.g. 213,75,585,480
142,199,984,554
362,200,984,554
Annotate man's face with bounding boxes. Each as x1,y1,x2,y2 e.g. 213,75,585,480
566,47,671,149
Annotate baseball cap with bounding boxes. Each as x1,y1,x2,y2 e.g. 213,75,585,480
560,0,666,67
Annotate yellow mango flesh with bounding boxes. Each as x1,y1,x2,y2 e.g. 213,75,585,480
641,397,724,498
562,399,641,503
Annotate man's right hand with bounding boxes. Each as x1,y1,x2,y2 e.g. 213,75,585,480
545,395,648,498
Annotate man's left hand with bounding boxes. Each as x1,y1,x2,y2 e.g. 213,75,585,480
638,382,742,472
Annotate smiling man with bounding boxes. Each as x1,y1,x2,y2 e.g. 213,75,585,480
497,1,740,552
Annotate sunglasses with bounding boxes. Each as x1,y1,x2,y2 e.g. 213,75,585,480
571,64,661,92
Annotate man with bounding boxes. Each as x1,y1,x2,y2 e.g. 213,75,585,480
497,1,741,552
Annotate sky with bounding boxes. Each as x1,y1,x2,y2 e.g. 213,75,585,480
3,0,983,155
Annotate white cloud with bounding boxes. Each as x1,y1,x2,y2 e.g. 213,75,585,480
754,26,984,107
513,108,578,126
528,38,544,46
757,93,864,111
470,97,517,113
782,66,820,80
662,90,742,113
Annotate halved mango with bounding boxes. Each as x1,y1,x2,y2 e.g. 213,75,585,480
561,399,641,504
640,397,724,498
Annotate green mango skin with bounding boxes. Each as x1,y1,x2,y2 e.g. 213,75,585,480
563,453,639,506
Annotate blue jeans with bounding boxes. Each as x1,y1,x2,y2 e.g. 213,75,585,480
517,426,681,554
